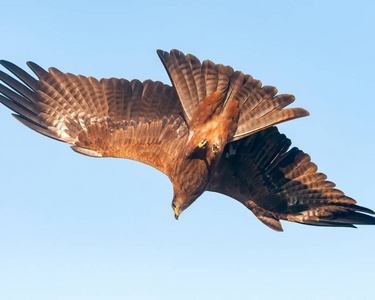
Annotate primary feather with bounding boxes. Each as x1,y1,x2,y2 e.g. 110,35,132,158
0,49,373,231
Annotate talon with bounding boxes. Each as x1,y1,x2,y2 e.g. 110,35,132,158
198,139,208,149
212,143,220,153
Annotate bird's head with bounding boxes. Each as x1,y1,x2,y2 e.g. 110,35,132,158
172,195,190,220
172,201,182,220
171,189,201,220
171,153,209,220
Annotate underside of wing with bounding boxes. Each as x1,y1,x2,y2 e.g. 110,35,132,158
208,126,375,231
0,60,188,176
157,49,309,140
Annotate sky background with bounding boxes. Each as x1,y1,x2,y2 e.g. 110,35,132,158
0,1,374,299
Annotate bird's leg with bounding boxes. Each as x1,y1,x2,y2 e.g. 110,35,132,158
184,138,209,158
198,139,208,149
212,143,220,153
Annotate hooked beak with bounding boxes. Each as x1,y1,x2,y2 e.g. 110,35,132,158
174,207,180,220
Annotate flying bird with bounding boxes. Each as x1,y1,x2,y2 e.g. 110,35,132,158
0,49,374,231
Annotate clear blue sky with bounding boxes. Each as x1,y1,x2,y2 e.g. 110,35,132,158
0,1,374,299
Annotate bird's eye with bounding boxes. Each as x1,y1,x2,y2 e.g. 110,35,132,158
172,203,176,208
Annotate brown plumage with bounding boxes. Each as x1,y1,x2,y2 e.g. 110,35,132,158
0,49,374,231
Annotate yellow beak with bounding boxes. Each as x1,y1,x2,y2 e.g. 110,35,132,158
174,207,180,220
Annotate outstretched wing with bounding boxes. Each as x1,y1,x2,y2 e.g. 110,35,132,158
157,49,309,140
0,60,188,176
208,127,375,231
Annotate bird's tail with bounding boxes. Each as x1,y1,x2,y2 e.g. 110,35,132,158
157,49,309,140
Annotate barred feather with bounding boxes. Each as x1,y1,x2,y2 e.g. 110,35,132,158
0,60,188,175
209,127,375,231
157,49,309,140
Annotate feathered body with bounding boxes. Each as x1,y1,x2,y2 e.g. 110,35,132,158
172,90,240,217
0,49,374,231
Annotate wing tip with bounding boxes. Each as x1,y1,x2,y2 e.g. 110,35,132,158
0,59,12,67
353,204,375,215
294,210,375,228
0,60,23,71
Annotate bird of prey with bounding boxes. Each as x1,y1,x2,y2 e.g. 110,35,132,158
0,49,374,231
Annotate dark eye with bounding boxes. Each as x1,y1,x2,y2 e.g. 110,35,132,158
172,203,176,208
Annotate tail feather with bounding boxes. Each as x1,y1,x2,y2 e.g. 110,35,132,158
233,108,309,140
224,71,245,106
157,49,309,139
186,53,206,104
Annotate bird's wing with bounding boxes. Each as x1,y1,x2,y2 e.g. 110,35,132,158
157,49,309,138
0,60,188,177
208,127,375,231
